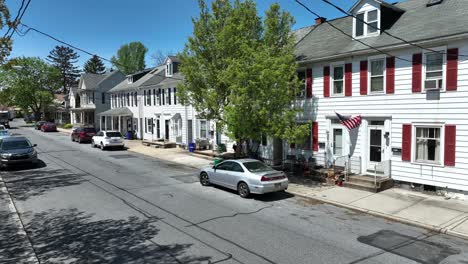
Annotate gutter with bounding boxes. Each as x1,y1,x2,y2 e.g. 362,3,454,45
297,32,468,65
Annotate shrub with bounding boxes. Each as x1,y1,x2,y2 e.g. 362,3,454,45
63,123,73,129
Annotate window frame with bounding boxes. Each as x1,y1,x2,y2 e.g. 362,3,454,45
331,63,345,97
422,46,447,91
296,69,306,98
353,8,380,39
200,120,207,138
368,55,386,94
411,123,445,167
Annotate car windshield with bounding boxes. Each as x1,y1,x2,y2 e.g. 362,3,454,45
106,132,121,138
1,140,32,150
243,161,273,172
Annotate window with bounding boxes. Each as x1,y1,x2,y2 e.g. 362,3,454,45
157,89,161,105
147,90,152,106
167,88,171,105
370,58,385,92
162,89,165,105
131,93,134,107
297,71,306,97
424,51,444,90
173,88,177,105
134,92,138,106
200,120,207,138
332,65,344,95
299,125,312,150
354,9,379,38
415,127,441,164
144,90,146,106
216,161,232,171
166,63,173,76
127,93,130,106
102,93,105,104
153,89,156,105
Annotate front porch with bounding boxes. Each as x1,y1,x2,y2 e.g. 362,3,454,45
99,107,134,136
70,108,95,127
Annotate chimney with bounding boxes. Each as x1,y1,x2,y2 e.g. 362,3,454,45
315,17,326,25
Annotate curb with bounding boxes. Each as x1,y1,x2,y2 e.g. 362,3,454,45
287,189,468,241
57,128,72,134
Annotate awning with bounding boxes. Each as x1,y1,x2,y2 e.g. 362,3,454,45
171,113,182,120
99,107,133,117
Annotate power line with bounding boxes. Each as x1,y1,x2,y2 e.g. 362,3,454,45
9,0,31,39
18,23,185,82
318,0,468,58
2,0,26,39
293,0,412,63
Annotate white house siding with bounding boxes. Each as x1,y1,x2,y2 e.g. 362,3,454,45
285,38,468,191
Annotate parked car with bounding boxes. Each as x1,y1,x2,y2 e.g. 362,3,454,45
0,130,10,139
91,131,125,150
0,136,37,168
35,121,47,130
71,127,96,143
199,159,288,198
0,125,6,131
41,122,57,132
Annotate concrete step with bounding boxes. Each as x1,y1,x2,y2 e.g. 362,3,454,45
347,175,384,185
343,181,379,193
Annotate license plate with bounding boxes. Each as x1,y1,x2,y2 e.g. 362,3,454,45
112,139,118,142
275,183,281,188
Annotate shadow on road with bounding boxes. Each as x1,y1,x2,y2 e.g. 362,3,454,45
210,185,294,202
2,159,47,172
24,208,212,263
3,167,87,201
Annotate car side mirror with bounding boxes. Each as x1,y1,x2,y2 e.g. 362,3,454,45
213,165,216,170
33,144,37,147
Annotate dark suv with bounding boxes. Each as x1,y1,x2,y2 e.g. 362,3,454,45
71,127,96,143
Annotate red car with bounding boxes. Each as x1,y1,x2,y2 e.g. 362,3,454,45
41,122,57,132
71,127,96,143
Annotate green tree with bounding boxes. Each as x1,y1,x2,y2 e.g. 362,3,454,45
0,57,62,120
0,1,11,64
83,55,106,74
47,45,80,94
178,0,309,154
111,42,148,75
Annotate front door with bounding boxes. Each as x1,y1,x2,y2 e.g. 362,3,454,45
332,128,344,156
368,126,384,170
165,120,170,140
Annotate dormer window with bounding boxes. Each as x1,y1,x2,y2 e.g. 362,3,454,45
127,76,133,84
354,9,380,38
166,62,173,77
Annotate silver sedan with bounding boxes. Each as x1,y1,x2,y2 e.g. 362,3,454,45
199,159,288,198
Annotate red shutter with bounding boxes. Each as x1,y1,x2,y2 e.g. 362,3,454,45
402,124,412,161
306,68,313,98
345,63,352,96
444,125,456,166
312,122,319,151
446,48,458,91
412,53,422,93
386,57,395,94
360,61,368,95
323,66,330,97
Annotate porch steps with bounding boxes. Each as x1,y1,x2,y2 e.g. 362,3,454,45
343,175,394,193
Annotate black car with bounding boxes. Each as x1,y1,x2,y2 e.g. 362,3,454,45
35,121,47,130
0,136,37,168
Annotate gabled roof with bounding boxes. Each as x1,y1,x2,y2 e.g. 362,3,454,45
349,0,405,13
295,0,468,63
108,67,159,93
80,71,124,91
166,55,181,63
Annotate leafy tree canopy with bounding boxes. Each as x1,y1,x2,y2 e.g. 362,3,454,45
0,57,62,120
178,0,309,146
111,42,147,75
83,55,106,74
0,1,12,64
47,45,80,94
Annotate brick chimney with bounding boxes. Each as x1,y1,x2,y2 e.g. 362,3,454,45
315,17,326,25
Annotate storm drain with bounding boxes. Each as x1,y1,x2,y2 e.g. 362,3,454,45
170,175,198,184
357,230,460,264
109,154,136,159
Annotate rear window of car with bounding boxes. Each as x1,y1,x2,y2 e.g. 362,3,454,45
1,139,31,150
106,132,121,137
243,161,273,173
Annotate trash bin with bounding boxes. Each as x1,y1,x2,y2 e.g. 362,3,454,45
188,143,196,153
214,158,223,165
125,131,132,140
217,143,226,153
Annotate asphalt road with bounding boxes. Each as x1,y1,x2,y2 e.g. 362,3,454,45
2,119,468,264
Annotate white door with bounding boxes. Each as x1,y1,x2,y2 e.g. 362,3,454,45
368,126,384,171
332,128,344,156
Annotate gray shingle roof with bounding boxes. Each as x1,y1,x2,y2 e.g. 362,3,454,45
99,107,133,117
80,71,124,91
295,0,468,62
292,25,315,44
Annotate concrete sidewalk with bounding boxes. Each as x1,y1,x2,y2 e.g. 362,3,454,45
287,182,468,240
124,140,213,169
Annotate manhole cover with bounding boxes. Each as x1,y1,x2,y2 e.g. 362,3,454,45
109,154,136,159
170,175,198,183
357,230,460,264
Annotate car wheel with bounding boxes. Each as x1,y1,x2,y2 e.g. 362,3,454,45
71,137,74,142
200,172,210,186
238,182,250,198
100,142,105,151
78,138,81,144
91,140,95,148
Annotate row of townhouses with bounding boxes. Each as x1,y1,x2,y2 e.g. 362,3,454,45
67,0,468,192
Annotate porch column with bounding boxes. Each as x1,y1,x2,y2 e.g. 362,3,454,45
118,116,121,133
100,115,102,131
111,116,114,130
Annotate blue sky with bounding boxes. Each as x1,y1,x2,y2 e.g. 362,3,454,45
4,0,379,69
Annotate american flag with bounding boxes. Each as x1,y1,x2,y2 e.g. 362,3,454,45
336,112,362,131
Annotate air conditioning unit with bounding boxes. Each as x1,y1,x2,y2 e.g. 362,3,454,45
425,78,443,90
